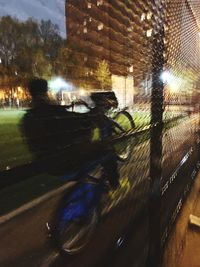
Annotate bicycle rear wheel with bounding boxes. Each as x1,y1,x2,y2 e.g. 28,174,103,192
112,110,135,161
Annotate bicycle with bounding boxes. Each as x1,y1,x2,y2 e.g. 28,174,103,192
66,92,135,161
47,91,135,255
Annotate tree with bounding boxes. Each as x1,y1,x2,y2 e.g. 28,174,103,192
39,19,63,61
14,19,41,84
55,46,70,76
0,16,21,89
95,60,111,90
56,44,90,88
32,49,52,79
0,16,64,90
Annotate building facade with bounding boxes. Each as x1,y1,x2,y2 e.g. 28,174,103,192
65,0,155,99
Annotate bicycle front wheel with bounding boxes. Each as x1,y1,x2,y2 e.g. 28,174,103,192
53,182,102,255
59,208,98,254
112,110,135,161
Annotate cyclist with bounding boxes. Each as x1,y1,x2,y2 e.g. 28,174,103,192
21,78,119,188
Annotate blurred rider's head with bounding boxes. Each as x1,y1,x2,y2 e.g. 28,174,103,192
28,78,48,98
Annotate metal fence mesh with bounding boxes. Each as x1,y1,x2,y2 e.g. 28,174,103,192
1,1,200,267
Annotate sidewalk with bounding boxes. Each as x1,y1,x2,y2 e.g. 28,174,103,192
162,171,200,267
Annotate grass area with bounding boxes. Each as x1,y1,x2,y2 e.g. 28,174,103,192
0,110,33,171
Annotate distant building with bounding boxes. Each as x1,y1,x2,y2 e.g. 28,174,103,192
65,0,153,96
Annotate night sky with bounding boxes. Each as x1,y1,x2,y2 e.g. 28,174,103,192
0,0,66,37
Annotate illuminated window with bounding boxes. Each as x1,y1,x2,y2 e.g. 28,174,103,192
164,25,169,32
88,2,92,8
83,27,88,33
146,29,153,37
141,13,145,21
127,26,132,32
98,23,104,30
129,65,134,73
97,0,103,6
147,12,152,20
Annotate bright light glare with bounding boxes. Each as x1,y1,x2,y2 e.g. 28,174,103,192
160,71,171,83
48,77,75,93
79,89,86,96
169,82,179,93
161,71,181,93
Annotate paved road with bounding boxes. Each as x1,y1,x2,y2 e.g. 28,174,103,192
162,171,200,267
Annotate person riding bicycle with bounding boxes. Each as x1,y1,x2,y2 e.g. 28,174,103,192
21,78,120,188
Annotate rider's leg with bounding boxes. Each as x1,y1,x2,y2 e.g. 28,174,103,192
101,150,120,189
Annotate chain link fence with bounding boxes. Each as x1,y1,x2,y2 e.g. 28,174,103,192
0,1,200,267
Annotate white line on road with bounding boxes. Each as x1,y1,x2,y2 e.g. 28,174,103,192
40,251,60,267
0,181,76,225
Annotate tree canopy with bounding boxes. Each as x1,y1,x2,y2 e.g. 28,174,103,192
0,16,63,88
95,60,111,90
0,16,106,92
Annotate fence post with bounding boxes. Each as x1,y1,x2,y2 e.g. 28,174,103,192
146,5,165,266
